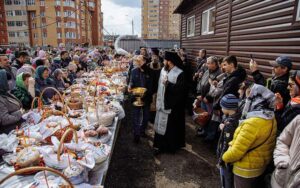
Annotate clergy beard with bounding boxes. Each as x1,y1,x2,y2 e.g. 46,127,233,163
164,63,170,71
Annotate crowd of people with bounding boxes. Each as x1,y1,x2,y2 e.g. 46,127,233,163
126,47,300,188
0,44,120,135
0,44,299,188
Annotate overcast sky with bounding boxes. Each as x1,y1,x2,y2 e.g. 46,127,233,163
102,0,142,37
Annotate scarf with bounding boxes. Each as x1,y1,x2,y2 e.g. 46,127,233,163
35,66,48,80
241,84,275,121
16,73,27,90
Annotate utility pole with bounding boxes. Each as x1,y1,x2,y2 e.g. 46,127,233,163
132,19,134,35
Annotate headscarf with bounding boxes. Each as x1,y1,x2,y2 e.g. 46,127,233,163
16,73,26,90
0,70,9,95
53,69,63,79
35,66,49,80
241,84,275,120
16,64,35,76
73,55,79,63
68,62,77,72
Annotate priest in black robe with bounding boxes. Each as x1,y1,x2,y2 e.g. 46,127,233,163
153,51,186,154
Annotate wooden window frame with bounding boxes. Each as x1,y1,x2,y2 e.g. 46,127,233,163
293,0,300,26
187,15,195,37
201,6,216,35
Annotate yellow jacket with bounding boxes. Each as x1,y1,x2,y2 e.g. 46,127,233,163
222,117,277,178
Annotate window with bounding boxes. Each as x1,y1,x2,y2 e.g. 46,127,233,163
56,11,61,16
57,33,61,38
6,11,14,17
8,32,15,37
201,7,216,35
65,21,76,28
55,0,60,5
297,1,300,21
16,21,24,26
187,16,195,37
7,21,15,26
64,0,75,7
64,11,75,18
88,2,95,8
14,0,21,5
40,0,45,6
57,22,61,27
31,12,35,18
65,32,76,39
32,22,36,28
26,0,35,5
40,11,45,17
5,0,12,5
43,32,47,38
15,10,26,16
34,33,38,38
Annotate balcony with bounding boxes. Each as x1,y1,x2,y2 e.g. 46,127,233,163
26,0,36,11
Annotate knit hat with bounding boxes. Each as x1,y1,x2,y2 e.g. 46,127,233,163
220,94,239,110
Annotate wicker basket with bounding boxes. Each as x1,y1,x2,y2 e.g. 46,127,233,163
192,107,210,127
40,87,67,113
42,110,75,144
31,97,43,112
0,166,74,187
57,128,78,162
67,98,83,110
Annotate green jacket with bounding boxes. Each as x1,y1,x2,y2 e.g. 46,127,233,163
12,86,33,110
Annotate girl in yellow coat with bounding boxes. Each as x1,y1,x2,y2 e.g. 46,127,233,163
222,84,277,188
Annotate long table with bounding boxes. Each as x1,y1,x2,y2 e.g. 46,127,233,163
0,117,121,188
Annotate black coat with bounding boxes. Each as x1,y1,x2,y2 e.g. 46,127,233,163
129,67,154,105
276,101,300,133
214,67,246,110
11,59,23,70
154,72,186,152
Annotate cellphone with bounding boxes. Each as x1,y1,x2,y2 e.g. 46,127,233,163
250,54,254,65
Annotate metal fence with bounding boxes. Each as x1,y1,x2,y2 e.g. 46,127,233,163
117,39,180,52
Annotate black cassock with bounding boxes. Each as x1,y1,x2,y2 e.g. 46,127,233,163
153,72,186,152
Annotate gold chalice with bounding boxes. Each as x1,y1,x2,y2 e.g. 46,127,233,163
131,87,147,107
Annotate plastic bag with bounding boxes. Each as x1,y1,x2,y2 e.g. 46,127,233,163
0,134,18,152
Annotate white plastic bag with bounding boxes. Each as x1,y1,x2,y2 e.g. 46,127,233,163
0,134,18,152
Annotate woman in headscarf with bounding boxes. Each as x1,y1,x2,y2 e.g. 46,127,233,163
222,84,277,188
35,66,54,103
50,57,62,73
67,62,77,84
0,70,23,134
11,73,33,110
52,69,66,91
274,70,300,133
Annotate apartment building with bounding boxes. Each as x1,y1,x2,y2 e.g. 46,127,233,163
142,0,181,40
1,0,103,47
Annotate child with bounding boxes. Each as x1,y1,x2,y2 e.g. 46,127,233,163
217,94,240,188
